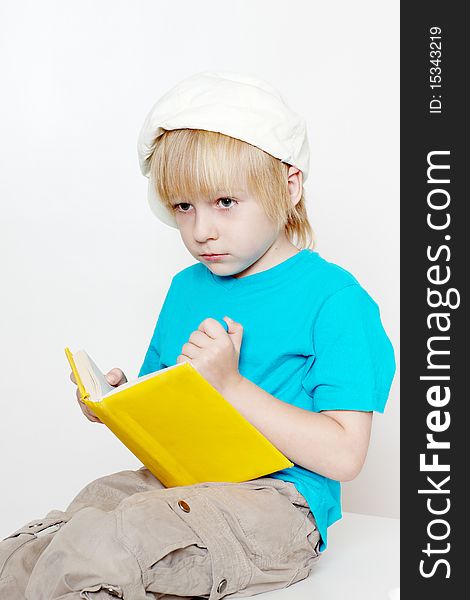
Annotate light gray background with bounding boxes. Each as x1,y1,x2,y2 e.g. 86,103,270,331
0,0,399,538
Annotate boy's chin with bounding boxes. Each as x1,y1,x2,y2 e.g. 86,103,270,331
206,264,235,276
201,260,243,278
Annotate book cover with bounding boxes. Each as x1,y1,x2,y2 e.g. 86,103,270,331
65,347,293,487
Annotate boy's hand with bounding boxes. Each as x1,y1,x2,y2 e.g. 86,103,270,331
70,368,128,424
177,316,244,396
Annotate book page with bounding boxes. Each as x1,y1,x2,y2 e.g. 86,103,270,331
103,363,183,397
74,350,114,401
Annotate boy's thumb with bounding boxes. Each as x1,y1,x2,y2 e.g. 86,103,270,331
106,369,120,385
224,316,244,350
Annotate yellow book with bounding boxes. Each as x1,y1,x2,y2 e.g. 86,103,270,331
65,347,293,487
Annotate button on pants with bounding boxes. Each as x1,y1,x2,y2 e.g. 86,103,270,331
0,467,321,599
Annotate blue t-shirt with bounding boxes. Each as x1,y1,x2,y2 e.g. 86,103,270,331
138,249,396,550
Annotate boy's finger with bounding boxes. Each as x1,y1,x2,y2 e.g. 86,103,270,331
86,407,103,423
78,400,102,423
106,368,122,385
106,368,128,385
70,372,76,384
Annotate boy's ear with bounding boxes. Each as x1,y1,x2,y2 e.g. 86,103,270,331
287,166,303,207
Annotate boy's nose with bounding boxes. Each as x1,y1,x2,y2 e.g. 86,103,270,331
192,213,218,242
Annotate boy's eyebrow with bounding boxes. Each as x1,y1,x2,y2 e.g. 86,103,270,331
209,188,246,195
215,189,247,197
173,190,246,203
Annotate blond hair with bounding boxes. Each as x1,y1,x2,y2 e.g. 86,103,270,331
149,129,315,249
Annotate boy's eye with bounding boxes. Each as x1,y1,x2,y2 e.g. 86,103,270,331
172,198,236,212
217,197,235,209
174,202,192,212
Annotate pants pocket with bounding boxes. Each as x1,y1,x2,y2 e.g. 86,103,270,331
116,492,213,598
198,484,321,597
116,492,207,570
214,485,312,564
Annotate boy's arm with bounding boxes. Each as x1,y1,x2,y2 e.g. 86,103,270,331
221,376,373,482
179,315,376,482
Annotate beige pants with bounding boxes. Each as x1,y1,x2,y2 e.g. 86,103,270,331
0,467,321,599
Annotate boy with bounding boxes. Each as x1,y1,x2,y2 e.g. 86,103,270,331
0,71,396,599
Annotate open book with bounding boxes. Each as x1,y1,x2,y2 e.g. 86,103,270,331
65,347,293,487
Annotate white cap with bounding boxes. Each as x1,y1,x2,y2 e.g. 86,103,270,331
137,70,309,228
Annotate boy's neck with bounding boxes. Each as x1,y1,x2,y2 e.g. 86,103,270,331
232,237,301,279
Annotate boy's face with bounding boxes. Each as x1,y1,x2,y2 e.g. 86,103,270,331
171,187,286,279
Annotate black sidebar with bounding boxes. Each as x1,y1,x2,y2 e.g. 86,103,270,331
401,3,466,598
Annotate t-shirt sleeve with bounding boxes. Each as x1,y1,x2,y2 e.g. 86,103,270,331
302,283,396,413
137,277,176,378
138,318,163,377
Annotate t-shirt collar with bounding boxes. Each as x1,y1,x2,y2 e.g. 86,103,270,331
207,249,313,291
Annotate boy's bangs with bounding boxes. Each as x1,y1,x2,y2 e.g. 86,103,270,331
151,129,254,205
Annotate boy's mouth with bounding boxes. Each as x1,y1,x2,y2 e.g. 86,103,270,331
200,253,228,261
